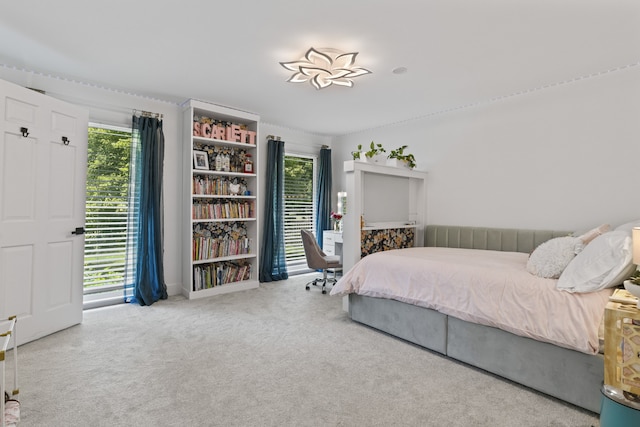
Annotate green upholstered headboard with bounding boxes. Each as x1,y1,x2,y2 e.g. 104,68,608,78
425,225,572,254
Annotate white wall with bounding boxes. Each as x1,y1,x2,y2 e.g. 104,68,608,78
333,66,640,231
260,123,331,153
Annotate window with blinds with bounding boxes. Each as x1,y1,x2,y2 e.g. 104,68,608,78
83,125,132,309
284,154,316,273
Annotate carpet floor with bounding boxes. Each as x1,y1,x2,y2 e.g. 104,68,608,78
7,274,599,426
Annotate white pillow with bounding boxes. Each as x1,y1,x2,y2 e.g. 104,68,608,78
557,231,635,293
526,236,584,279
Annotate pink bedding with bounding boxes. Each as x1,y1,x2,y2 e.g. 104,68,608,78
330,247,613,354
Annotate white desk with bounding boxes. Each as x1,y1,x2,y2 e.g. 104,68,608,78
323,230,343,262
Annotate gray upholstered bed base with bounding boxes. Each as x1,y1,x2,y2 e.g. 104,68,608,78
347,225,604,413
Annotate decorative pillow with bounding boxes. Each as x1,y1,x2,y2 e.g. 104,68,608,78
526,236,584,279
575,223,610,245
557,231,635,293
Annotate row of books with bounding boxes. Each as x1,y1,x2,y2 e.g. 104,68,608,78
193,262,251,291
193,237,251,261
193,176,247,196
193,201,254,220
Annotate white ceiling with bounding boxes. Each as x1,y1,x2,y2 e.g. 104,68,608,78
0,0,638,136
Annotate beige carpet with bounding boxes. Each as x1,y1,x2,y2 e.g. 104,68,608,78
7,274,599,426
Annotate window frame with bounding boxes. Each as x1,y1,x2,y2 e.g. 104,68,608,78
83,122,133,309
283,152,317,274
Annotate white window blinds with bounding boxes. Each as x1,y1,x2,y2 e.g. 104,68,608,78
283,154,316,272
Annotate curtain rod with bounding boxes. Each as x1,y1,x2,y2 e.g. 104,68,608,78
133,109,163,119
266,134,281,141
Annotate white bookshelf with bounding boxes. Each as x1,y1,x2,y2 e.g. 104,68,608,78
182,99,260,299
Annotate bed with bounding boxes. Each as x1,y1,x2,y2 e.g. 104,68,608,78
331,224,637,413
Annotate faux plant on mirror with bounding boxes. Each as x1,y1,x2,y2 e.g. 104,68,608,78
388,145,416,169
351,144,363,160
627,271,640,285
365,141,386,158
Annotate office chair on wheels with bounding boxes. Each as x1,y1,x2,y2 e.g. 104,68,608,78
300,229,342,294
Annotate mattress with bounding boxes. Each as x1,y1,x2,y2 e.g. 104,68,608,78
331,247,613,354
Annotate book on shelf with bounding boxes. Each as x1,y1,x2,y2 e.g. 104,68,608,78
192,200,254,220
193,237,252,260
193,176,249,196
192,261,252,291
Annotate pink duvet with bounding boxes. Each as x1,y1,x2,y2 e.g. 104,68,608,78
330,247,612,354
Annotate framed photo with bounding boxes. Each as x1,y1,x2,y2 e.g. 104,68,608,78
193,150,209,170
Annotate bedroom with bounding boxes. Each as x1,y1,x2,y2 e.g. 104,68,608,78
0,0,639,425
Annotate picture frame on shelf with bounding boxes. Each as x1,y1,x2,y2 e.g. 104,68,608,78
193,150,209,170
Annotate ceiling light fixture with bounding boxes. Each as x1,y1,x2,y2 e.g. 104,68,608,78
280,47,371,90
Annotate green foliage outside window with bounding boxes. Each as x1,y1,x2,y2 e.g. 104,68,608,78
84,127,132,289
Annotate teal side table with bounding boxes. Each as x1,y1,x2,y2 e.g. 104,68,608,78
601,385,640,426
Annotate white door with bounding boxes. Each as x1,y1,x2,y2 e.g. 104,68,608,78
0,78,88,345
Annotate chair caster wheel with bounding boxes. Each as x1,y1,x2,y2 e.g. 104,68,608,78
322,290,327,294
305,286,310,290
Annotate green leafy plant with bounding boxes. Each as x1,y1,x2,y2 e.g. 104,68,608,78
351,144,363,160
628,270,640,285
364,141,386,159
388,145,416,169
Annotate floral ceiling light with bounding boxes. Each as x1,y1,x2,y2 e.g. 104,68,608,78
280,47,372,90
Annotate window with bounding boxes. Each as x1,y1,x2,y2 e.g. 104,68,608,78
83,125,132,309
283,154,316,273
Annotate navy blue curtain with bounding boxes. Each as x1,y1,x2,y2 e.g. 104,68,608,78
125,115,168,305
259,139,289,282
315,147,332,247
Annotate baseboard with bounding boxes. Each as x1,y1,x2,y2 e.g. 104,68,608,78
166,282,181,297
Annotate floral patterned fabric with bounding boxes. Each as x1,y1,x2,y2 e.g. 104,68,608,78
193,142,251,173
361,228,415,258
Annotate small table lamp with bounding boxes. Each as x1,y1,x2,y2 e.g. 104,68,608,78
633,227,640,265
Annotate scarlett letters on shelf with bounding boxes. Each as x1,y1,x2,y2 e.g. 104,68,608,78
211,124,225,140
201,123,212,138
193,117,257,145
